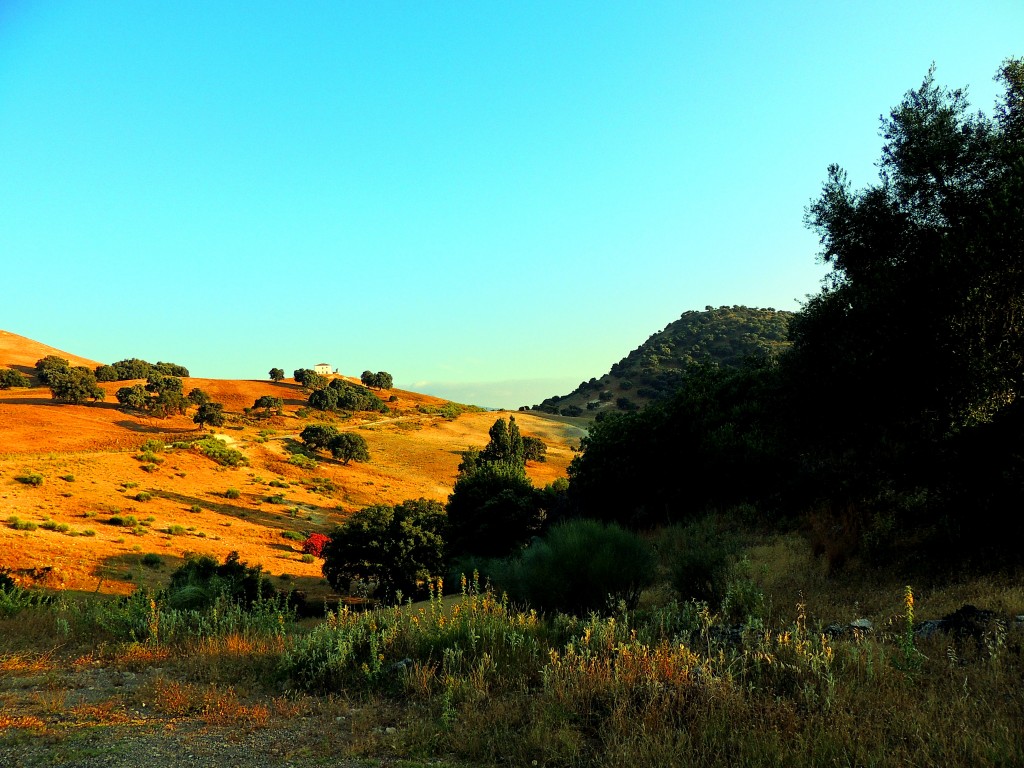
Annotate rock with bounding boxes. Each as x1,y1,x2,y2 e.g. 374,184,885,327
849,618,873,632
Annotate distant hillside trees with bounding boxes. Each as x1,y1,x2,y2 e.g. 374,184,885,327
0,368,30,389
94,364,119,382
252,395,283,417
308,379,386,413
188,388,210,406
328,433,370,465
34,355,70,385
46,366,105,404
193,401,225,431
114,374,189,417
269,368,285,382
299,424,340,452
107,358,189,381
299,424,370,465
360,370,393,390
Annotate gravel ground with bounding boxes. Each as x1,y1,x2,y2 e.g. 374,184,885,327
0,662,403,768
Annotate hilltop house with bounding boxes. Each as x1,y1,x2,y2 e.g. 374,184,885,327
314,363,332,376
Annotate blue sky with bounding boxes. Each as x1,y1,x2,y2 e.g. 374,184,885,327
1,2,1021,408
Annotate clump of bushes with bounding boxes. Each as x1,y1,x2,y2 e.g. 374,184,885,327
141,553,163,568
6,516,37,531
135,491,152,502
192,437,248,467
224,488,241,499
486,519,658,616
109,515,139,527
14,473,43,486
165,551,278,611
281,530,305,542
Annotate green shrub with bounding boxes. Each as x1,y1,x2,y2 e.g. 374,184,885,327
6,516,37,531
287,453,318,470
108,515,139,527
60,474,75,482
282,530,305,542
141,553,163,568
193,437,248,467
135,451,164,464
139,439,165,453
14,473,43,486
166,525,186,536
189,504,202,513
661,516,739,606
224,488,241,499
269,480,289,488
266,494,285,505
81,529,96,537
300,553,315,563
135,492,152,502
40,521,70,533
492,519,658,616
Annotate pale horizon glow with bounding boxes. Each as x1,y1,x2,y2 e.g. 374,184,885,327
2,2,1021,408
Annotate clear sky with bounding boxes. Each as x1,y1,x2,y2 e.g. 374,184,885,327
1,2,1021,409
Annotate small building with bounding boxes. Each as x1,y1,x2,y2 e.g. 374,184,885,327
313,363,332,376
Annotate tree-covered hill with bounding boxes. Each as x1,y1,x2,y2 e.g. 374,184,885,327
524,305,794,417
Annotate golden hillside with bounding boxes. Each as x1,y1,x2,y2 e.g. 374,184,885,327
0,331,585,599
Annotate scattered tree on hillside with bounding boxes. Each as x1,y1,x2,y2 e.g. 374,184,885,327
522,435,547,462
46,366,105,404
94,364,119,382
193,401,225,431
328,433,370,465
34,356,70,385
144,373,188,418
299,372,328,392
0,368,30,389
111,358,152,380
308,379,386,413
299,424,341,453
115,384,150,411
269,368,285,382
293,368,311,385
188,388,210,406
360,370,394,390
252,395,283,417
321,498,446,602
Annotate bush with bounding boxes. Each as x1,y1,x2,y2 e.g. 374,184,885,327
282,530,305,542
660,516,739,606
300,553,315,563
6,516,37,531
166,525,186,535
135,492,152,502
193,437,248,467
141,553,163,568
14,473,43,486
490,519,657,615
224,488,241,499
165,551,276,611
302,532,330,558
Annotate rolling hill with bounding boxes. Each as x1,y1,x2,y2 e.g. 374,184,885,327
524,305,794,417
0,331,583,599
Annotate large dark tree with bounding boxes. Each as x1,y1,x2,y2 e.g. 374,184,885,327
269,368,285,382
321,499,446,602
785,59,1024,556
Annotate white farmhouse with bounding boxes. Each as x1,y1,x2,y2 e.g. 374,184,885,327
313,363,332,376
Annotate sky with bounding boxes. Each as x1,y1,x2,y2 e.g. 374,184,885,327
1,2,1021,409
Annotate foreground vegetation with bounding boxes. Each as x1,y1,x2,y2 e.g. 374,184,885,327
2,528,1023,767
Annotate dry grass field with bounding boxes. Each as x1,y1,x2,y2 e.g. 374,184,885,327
0,330,585,602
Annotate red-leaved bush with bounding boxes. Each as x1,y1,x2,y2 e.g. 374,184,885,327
302,533,330,558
